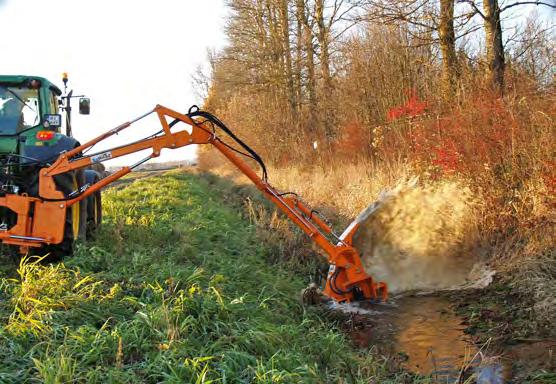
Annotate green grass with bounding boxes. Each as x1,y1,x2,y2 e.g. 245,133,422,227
0,171,410,383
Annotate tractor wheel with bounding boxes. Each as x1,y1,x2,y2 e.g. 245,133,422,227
86,190,102,238
84,170,102,239
43,171,88,261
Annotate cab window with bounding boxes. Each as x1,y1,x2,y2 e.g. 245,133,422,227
0,85,40,135
49,91,58,114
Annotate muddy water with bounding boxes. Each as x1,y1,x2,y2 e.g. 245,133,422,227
390,296,478,380
352,295,513,383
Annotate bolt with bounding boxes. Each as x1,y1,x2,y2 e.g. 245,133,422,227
188,138,193,143
59,204,64,208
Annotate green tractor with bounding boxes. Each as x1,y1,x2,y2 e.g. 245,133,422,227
0,74,102,259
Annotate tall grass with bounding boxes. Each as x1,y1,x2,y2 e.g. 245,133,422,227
0,171,421,383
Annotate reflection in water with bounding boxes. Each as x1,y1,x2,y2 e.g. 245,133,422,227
475,362,507,384
355,295,511,383
344,295,553,382
392,296,476,380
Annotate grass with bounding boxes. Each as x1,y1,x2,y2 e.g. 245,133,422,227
0,170,421,383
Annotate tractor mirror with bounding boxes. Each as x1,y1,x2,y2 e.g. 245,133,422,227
79,98,90,115
43,114,62,128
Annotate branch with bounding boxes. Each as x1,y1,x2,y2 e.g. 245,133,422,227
457,0,486,19
328,0,363,26
455,23,483,39
405,26,438,43
331,19,362,40
329,0,344,23
362,2,437,31
500,1,556,12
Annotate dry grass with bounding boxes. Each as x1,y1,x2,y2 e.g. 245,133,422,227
199,151,409,221
199,84,555,332
199,147,552,330
200,157,483,291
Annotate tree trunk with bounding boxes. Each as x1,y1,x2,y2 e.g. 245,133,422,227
279,0,297,114
302,1,317,131
267,1,284,89
483,0,505,94
255,0,269,82
438,0,458,97
315,0,334,138
295,0,304,112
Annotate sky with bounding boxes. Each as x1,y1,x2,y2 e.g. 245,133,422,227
0,0,228,165
0,1,552,166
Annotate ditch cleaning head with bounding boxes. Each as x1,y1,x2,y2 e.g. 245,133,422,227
342,178,483,294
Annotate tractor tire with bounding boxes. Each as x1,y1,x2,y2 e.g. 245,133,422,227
43,170,88,261
86,187,102,239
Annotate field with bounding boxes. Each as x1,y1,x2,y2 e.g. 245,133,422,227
0,170,423,383
1,0,554,382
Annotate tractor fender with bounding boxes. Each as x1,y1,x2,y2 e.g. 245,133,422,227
22,134,80,164
84,169,102,184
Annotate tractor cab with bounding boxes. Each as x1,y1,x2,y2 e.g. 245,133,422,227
0,75,91,195
0,76,62,137
0,75,90,151
0,75,97,257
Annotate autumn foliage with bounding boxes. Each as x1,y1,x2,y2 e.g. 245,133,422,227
200,1,555,329
386,89,428,121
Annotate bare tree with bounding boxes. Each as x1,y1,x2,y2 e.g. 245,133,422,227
295,0,318,126
508,13,555,88
279,0,297,113
483,0,505,93
439,0,459,96
312,0,368,137
363,0,464,98
295,0,304,111
459,0,555,94
314,0,334,136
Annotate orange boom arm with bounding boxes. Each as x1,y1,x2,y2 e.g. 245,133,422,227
0,105,387,302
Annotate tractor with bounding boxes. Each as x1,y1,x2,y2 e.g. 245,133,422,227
0,74,102,258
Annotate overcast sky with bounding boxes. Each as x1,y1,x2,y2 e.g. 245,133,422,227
0,0,227,164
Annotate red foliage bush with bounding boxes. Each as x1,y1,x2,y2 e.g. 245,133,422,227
387,89,428,121
378,88,551,185
432,139,460,174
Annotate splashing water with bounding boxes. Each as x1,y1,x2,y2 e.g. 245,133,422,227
351,178,482,293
